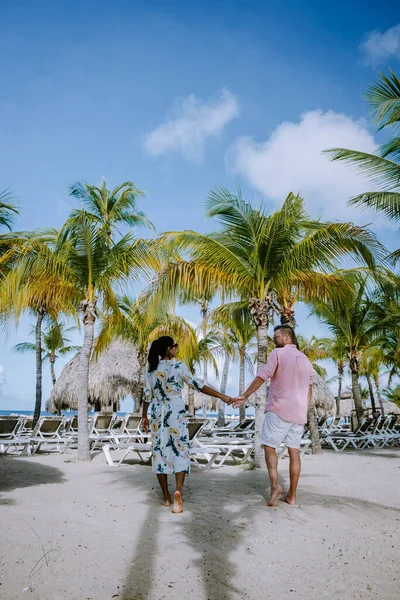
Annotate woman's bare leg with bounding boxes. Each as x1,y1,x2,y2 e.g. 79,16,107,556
156,474,172,506
172,472,185,513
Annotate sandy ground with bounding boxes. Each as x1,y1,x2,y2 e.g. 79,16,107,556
0,448,399,600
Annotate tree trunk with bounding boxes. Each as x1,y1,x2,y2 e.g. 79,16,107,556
217,353,230,427
33,308,45,427
373,374,385,416
50,355,57,386
254,323,269,467
135,352,147,412
307,403,321,454
77,300,96,461
202,361,208,417
188,386,195,417
366,373,376,413
336,364,343,418
239,348,246,423
351,370,365,424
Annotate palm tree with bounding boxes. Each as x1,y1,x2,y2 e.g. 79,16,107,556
155,189,384,464
326,70,400,260
383,384,400,409
296,335,329,378
212,306,256,423
68,179,154,241
311,277,379,423
321,338,347,417
13,319,80,389
0,233,78,425
96,294,198,411
0,189,19,232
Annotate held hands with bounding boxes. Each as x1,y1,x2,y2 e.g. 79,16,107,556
231,396,246,408
220,394,234,405
142,415,149,433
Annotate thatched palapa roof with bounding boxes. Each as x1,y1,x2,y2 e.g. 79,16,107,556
46,339,140,413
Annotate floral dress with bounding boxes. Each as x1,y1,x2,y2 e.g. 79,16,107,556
143,360,203,475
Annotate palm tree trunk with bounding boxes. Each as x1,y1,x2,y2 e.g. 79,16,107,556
366,373,376,413
202,361,208,417
336,366,343,418
307,403,321,454
254,322,269,467
50,355,57,386
188,386,195,416
239,348,246,423
373,373,385,416
77,301,96,461
135,352,147,412
217,353,230,427
351,370,365,424
33,308,45,427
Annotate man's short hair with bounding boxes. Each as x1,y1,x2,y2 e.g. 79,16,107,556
274,325,295,341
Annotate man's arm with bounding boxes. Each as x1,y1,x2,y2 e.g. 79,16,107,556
233,350,278,407
232,377,265,407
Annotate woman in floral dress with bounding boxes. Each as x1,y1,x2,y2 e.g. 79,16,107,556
142,336,232,513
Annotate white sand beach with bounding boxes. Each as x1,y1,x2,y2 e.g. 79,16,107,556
1,449,399,600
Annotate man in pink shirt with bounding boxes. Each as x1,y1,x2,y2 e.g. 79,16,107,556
233,325,313,507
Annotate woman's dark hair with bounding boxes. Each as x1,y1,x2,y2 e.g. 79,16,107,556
148,336,174,372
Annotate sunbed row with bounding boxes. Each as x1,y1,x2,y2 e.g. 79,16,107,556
320,415,400,451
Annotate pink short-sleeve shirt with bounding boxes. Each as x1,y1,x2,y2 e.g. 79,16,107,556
257,345,313,425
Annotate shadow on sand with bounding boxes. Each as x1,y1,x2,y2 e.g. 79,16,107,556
0,456,66,493
112,464,270,600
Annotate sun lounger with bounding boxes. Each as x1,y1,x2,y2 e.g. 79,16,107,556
0,416,27,454
21,416,71,454
321,418,373,451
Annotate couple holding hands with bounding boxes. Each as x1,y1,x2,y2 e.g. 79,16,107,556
142,326,313,513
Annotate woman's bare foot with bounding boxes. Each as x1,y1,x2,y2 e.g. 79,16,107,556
172,491,183,513
281,495,296,505
162,494,172,507
268,484,283,506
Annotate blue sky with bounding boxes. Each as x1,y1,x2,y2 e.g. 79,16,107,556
1,0,399,410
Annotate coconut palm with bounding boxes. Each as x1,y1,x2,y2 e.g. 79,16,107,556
296,335,329,378
155,189,384,464
13,320,80,388
67,179,154,241
0,232,79,425
96,294,198,411
212,305,256,423
310,277,379,422
326,70,400,260
383,384,400,409
0,189,19,232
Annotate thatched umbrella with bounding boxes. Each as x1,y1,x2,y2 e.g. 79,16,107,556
46,339,140,413
311,371,335,412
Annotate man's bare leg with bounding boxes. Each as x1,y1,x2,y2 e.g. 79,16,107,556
156,474,172,506
264,446,283,506
282,447,301,505
172,472,185,513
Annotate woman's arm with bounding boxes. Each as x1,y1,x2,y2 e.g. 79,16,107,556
200,384,232,405
142,402,150,433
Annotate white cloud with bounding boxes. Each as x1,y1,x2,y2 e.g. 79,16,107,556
144,89,239,162
360,24,400,65
229,109,377,221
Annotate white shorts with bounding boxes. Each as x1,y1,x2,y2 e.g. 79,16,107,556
261,411,304,449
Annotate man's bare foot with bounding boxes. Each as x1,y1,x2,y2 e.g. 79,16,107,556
267,485,283,506
281,495,297,505
162,495,172,507
172,491,183,513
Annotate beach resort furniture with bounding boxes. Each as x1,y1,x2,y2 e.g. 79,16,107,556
21,416,72,455
0,416,27,454
320,417,374,452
